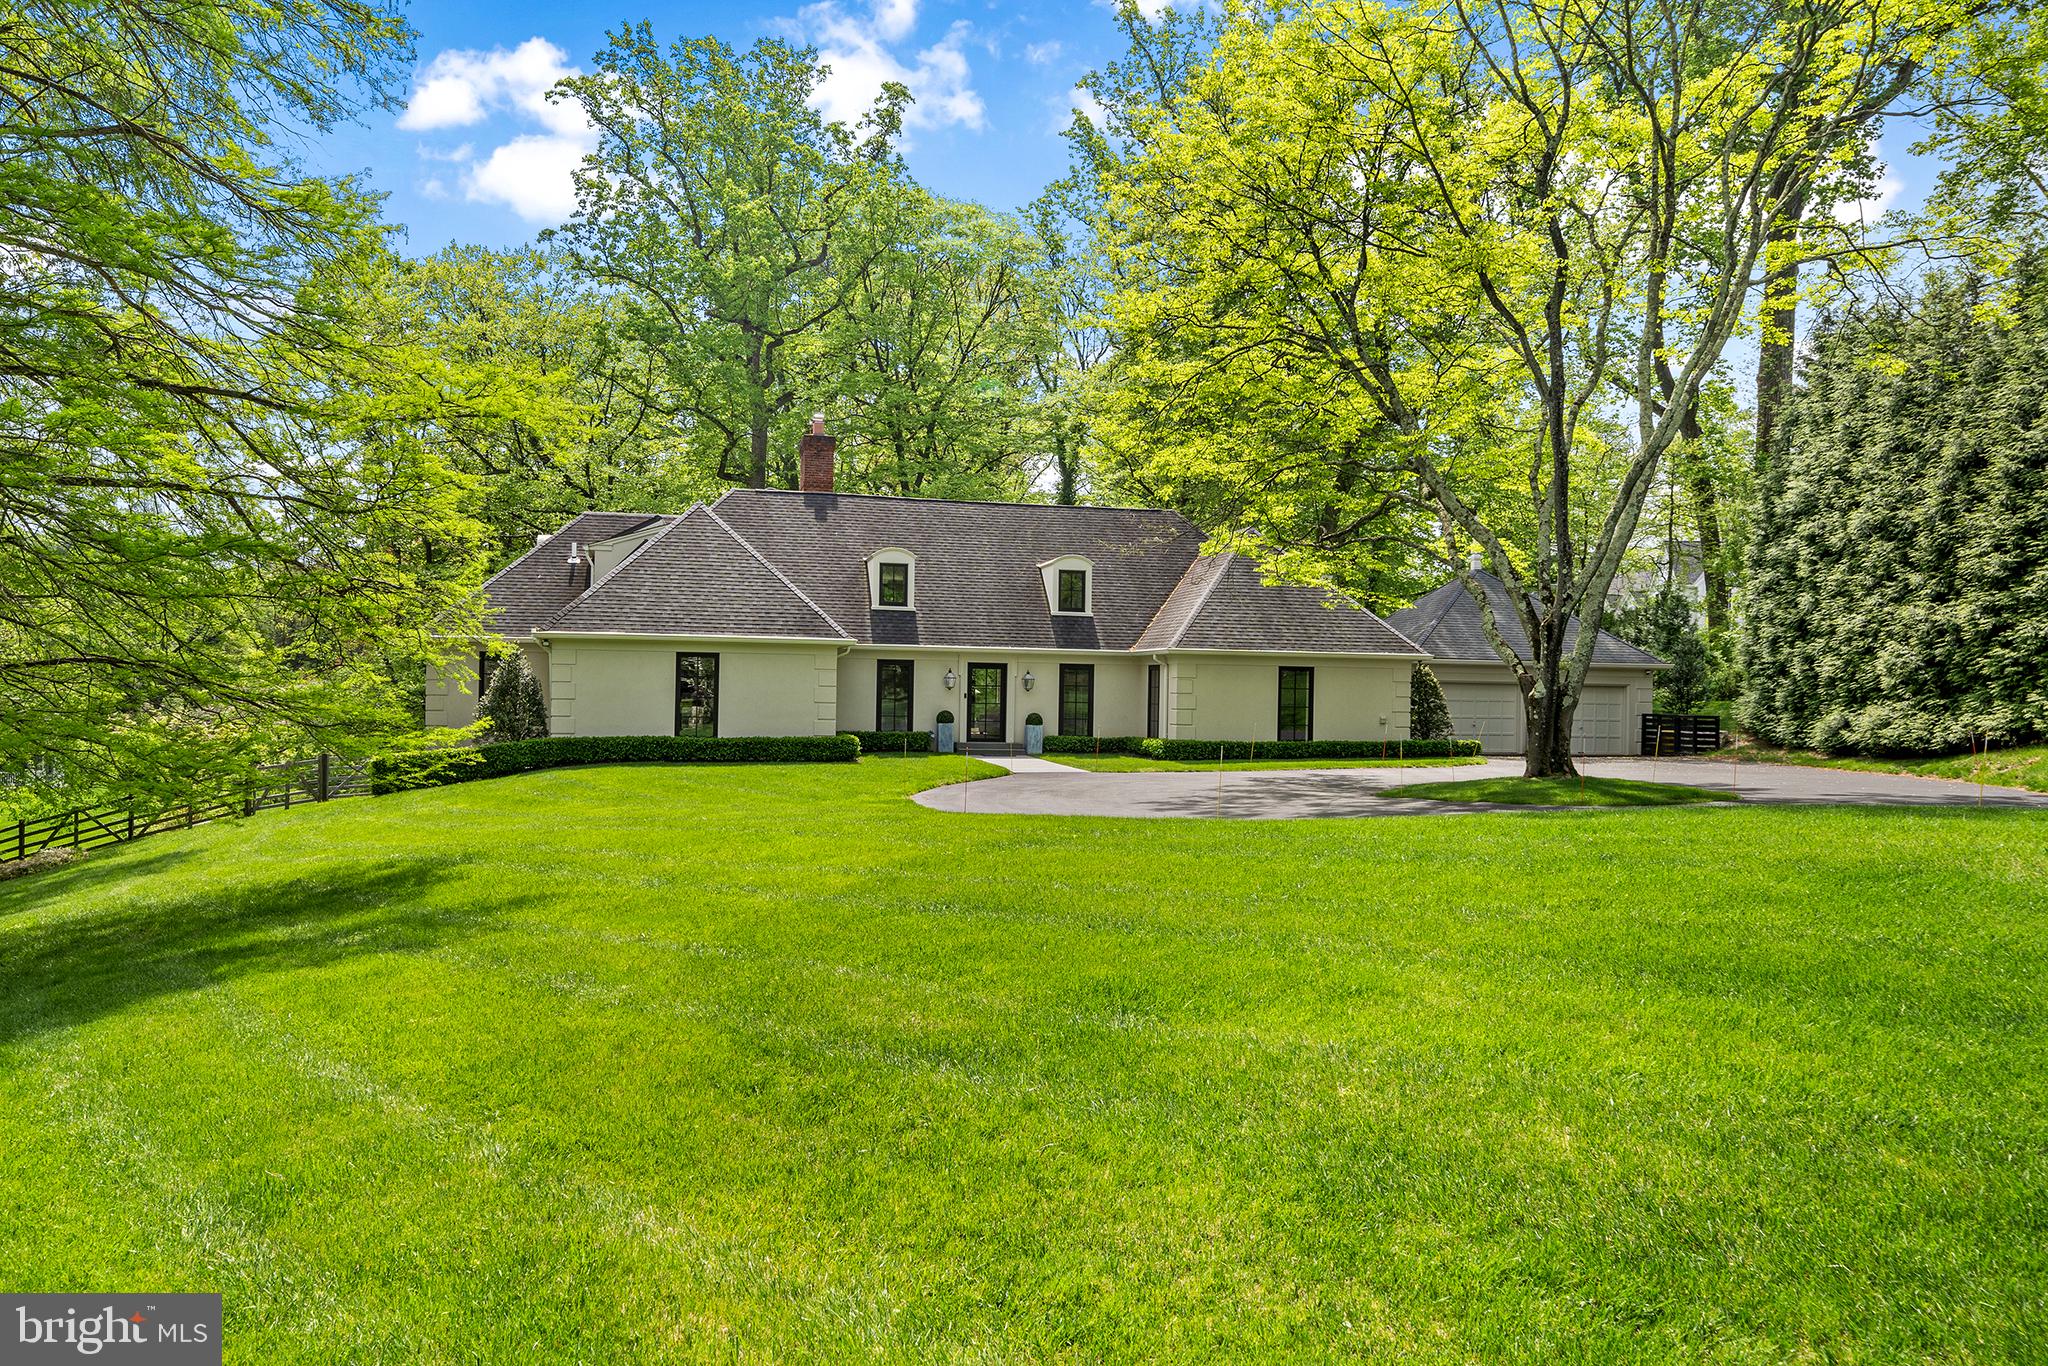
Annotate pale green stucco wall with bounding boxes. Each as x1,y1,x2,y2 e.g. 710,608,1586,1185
540,638,839,738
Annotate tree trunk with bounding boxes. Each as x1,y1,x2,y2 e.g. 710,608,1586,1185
1681,409,1729,633
1521,621,1580,778
1755,186,1807,472
747,423,769,489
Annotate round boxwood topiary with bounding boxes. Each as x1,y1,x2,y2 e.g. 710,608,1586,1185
936,709,954,724
1025,712,1043,727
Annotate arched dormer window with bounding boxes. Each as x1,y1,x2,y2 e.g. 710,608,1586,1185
1040,555,1094,616
867,548,916,611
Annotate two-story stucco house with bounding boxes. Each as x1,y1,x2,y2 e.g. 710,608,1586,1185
426,424,1664,753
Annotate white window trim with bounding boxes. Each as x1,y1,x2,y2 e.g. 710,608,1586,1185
1040,555,1095,617
867,548,917,612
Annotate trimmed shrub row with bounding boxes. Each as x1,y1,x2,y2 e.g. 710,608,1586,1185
371,733,858,794
840,729,933,755
1038,736,1481,761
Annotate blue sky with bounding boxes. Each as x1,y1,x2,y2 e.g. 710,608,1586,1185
308,0,1145,253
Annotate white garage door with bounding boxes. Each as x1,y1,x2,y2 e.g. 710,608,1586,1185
1442,682,1524,753
1572,686,1628,755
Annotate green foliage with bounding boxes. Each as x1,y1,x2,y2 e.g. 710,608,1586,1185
1080,0,1996,772
840,730,933,755
1409,666,1453,741
1742,258,2048,753
1024,713,1044,728
1620,581,1712,713
1039,736,1480,760
370,734,857,793
479,654,549,742
552,28,906,490
0,1,486,803
935,710,955,725
385,245,709,568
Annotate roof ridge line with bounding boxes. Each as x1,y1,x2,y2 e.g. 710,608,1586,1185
531,507,696,632
699,503,853,641
1159,549,1236,650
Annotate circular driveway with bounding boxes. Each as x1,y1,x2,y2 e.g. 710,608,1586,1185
911,756,2048,820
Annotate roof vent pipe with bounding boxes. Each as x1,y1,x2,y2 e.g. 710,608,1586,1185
1467,551,1483,573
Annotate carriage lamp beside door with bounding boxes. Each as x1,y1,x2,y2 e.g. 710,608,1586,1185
1022,671,1035,691
943,669,957,691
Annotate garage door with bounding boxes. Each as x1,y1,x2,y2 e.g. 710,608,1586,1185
1571,686,1628,756
1442,682,1524,753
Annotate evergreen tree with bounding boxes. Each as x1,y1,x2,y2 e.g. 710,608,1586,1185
1409,665,1453,741
1740,256,2048,752
480,654,549,742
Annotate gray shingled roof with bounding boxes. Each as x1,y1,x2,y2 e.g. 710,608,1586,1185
482,512,671,636
542,506,847,640
1388,571,1668,668
1137,553,1424,655
709,489,1205,651
486,490,1425,655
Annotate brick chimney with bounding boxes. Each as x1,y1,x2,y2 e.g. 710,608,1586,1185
798,415,835,493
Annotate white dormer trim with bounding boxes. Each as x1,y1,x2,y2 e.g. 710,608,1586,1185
867,547,917,611
1040,554,1095,616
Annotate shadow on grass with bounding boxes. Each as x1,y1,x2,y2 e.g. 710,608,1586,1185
0,855,498,1046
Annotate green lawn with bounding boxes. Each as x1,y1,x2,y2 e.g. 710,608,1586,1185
1734,740,2048,795
1383,775,1738,806
1045,754,1486,773
3,758,2044,1362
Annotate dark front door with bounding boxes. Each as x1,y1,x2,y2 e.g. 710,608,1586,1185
966,663,1007,743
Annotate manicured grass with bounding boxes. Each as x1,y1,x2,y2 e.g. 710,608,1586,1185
3,758,2044,1361
1045,754,1487,773
1383,775,1738,806
1734,740,2048,795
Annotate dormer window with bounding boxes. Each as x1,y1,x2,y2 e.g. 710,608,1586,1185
880,562,910,607
867,548,916,610
1057,568,1087,613
1040,555,1094,616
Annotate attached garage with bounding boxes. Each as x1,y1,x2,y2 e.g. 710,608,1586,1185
1389,570,1668,756
1442,680,1525,753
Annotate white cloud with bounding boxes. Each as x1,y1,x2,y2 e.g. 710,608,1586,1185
1094,0,1176,19
1052,84,1108,133
397,37,597,225
1024,41,1063,65
1833,169,1903,226
791,0,986,133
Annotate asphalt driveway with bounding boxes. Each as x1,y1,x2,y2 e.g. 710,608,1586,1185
911,756,2048,820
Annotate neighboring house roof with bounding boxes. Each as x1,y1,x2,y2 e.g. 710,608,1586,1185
1388,571,1668,669
489,489,1425,656
708,489,1206,652
1135,552,1424,656
543,505,848,641
483,512,673,637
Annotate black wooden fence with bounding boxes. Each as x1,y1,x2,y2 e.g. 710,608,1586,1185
1,754,373,866
1640,713,1723,756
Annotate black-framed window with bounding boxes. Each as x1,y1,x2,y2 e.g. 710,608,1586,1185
1278,666,1314,742
676,652,718,737
478,650,499,695
878,561,911,608
1057,568,1088,613
876,659,914,731
1146,664,1161,739
1059,663,1094,737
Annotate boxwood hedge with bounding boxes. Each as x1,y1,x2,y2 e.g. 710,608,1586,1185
1038,736,1481,761
841,730,933,755
371,734,858,794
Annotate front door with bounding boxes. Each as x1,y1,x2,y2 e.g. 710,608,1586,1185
966,663,1007,743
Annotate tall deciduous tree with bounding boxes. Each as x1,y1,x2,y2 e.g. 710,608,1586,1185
551,28,910,490
826,193,1053,499
0,2,484,802
388,245,706,568
1089,0,1987,775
